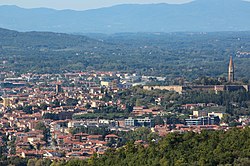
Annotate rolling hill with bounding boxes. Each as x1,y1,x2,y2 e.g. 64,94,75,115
1,0,250,33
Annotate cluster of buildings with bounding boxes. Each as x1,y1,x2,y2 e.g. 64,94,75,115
0,71,130,159
0,57,249,161
0,70,170,160
236,51,250,58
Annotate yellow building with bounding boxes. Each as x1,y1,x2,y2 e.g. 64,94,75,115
101,81,111,87
143,85,184,94
2,97,11,107
193,110,208,117
208,112,225,120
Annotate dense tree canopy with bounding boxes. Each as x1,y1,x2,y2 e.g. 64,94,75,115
92,127,250,166
1,30,250,81
46,127,250,166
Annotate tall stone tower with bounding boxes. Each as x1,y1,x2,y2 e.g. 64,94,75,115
56,83,63,94
228,56,234,83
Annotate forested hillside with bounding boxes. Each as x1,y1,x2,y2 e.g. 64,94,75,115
93,128,250,166
21,128,247,166
3,128,249,165
91,128,250,166
1,28,250,80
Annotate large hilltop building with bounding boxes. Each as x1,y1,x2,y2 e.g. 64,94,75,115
144,56,249,93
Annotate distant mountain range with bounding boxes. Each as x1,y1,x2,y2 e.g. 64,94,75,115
1,0,250,33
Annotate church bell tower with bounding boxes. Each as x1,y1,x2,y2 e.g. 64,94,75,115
228,56,234,83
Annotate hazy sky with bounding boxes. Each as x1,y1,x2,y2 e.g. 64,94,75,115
0,0,194,10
